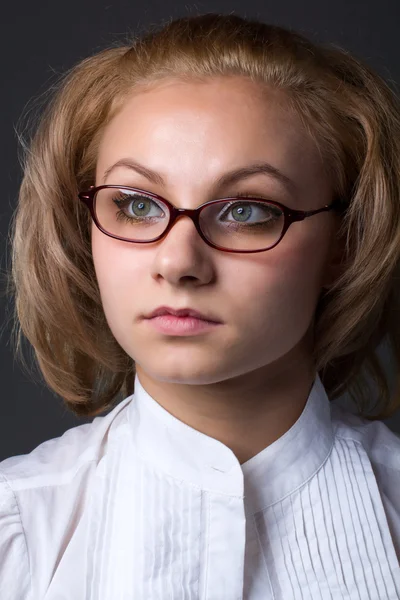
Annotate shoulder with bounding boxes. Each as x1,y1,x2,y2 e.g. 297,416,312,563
0,394,133,488
330,402,400,472
0,395,133,598
330,402,400,556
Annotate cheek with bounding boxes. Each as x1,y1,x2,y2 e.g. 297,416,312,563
91,230,146,328
235,237,323,298
228,233,328,337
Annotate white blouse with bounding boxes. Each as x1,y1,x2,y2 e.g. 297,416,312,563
1,372,400,600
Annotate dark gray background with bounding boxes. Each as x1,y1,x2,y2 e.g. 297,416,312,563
1,0,399,462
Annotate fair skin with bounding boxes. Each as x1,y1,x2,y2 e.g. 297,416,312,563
92,76,343,465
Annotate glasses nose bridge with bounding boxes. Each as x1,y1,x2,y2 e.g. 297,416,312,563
169,205,201,228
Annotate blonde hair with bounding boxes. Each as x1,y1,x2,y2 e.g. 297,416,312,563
4,13,400,419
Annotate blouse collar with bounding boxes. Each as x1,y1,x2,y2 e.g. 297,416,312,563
127,372,335,514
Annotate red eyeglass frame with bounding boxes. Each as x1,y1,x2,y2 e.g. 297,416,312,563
78,184,346,254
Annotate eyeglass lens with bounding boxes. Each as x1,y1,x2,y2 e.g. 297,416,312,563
94,187,285,251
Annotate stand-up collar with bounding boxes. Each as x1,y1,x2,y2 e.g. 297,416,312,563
127,372,335,513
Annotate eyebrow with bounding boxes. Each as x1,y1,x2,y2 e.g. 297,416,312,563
102,158,297,195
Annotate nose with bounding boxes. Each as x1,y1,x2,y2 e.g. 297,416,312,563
150,214,215,286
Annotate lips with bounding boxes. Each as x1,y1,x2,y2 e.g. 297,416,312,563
145,305,221,323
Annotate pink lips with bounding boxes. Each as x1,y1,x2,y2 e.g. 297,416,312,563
145,314,221,336
145,305,221,323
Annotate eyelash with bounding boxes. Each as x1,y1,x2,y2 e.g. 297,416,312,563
114,189,275,207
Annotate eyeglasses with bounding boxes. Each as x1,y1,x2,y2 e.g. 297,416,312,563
78,185,345,254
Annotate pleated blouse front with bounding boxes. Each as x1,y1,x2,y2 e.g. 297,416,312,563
0,372,399,599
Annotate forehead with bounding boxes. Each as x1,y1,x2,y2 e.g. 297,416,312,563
99,76,305,148
95,77,328,199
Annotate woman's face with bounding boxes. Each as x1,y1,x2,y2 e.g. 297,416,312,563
92,76,340,385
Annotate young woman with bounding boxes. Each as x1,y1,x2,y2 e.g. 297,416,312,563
1,12,399,600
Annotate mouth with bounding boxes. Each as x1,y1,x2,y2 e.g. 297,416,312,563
144,313,222,336
144,306,222,323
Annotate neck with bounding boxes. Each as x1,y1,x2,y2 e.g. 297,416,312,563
135,343,316,465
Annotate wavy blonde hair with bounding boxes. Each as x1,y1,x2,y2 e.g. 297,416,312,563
4,13,400,419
